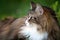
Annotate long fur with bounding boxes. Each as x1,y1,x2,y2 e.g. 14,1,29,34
0,2,60,40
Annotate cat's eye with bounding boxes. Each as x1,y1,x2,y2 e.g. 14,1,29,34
29,16,36,21
34,17,36,19
31,17,34,19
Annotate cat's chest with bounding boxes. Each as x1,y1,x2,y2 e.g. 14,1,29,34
19,17,48,40
20,26,48,40
19,25,48,40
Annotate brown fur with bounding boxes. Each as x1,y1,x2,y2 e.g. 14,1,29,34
0,2,60,40
0,16,27,40
28,6,60,40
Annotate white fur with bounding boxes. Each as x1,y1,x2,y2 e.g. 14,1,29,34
19,17,48,40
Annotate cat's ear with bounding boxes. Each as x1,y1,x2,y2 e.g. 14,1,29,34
30,2,44,15
35,4,44,15
30,1,36,10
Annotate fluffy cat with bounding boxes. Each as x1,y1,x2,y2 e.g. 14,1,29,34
0,2,60,40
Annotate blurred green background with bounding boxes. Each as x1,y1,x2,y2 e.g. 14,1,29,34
0,0,60,25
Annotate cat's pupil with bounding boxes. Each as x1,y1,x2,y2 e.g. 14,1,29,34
34,17,36,20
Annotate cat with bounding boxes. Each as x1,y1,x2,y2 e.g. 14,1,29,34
0,2,60,40
19,2,60,40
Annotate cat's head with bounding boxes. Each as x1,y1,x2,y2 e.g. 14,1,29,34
26,1,58,32
26,2,54,31
27,2,46,25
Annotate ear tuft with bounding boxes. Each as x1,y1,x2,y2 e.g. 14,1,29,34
31,1,35,5
30,1,36,10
